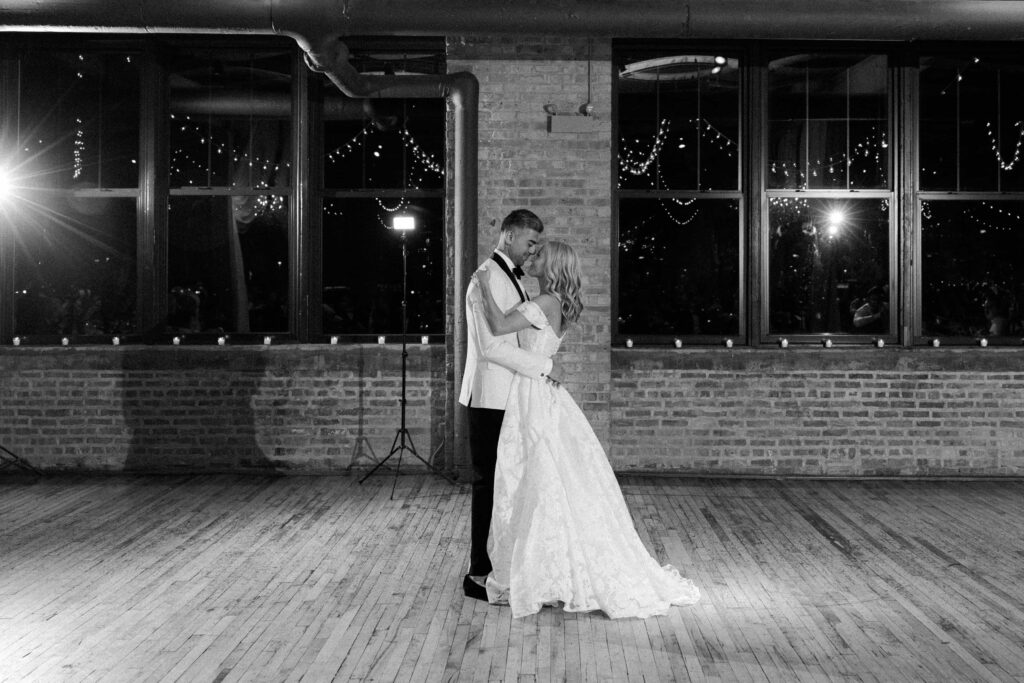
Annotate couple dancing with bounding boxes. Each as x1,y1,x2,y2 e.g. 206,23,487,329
459,209,699,619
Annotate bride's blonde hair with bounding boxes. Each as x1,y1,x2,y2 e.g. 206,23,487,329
537,240,584,324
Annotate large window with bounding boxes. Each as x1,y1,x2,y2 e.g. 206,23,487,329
615,51,742,342
321,94,445,338
919,54,1024,343
166,47,292,337
6,49,139,339
0,37,447,344
766,53,892,341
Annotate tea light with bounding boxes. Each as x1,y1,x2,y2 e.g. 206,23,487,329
61,337,69,346
263,336,272,345
12,336,21,346
979,338,988,347
217,336,227,346
724,338,733,348
625,338,634,348
931,338,941,347
172,336,181,345
674,338,682,348
330,336,339,345
875,339,885,348
112,336,120,346
421,335,430,345
822,338,833,348
779,338,788,348
377,335,386,345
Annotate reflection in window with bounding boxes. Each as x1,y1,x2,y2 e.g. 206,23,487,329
169,50,292,189
920,56,1024,192
322,199,444,335
16,51,140,190
769,198,890,335
618,199,740,336
12,198,136,336
165,48,292,336
617,54,740,191
768,54,888,190
168,196,289,334
7,49,139,337
922,200,1023,338
322,93,445,336
324,99,444,191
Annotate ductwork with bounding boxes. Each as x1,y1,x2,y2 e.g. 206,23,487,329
3,0,1024,41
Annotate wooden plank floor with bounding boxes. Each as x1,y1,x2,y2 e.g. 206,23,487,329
2,474,1023,682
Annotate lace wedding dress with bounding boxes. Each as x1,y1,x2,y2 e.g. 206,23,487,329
485,301,700,618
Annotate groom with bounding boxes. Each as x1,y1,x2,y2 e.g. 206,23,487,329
459,208,562,601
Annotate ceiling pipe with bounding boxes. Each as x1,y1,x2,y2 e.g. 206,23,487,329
170,90,378,120
4,0,1024,41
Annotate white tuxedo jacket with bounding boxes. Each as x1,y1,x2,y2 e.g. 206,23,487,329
459,252,552,410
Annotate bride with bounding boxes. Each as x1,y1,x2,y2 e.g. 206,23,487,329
473,240,699,619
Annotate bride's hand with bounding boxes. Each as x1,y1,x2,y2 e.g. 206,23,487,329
474,268,492,290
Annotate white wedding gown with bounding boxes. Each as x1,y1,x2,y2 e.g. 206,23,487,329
485,301,700,618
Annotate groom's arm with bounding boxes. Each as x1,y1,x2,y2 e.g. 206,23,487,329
467,281,553,380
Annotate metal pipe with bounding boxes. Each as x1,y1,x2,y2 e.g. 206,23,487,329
3,0,1024,40
169,89,372,119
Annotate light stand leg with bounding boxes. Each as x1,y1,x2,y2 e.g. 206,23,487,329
349,435,383,470
0,443,43,477
359,232,456,498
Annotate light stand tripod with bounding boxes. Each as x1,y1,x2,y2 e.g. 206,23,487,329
359,220,456,499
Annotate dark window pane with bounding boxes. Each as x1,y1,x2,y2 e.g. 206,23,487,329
17,51,139,190
324,99,445,190
168,50,292,189
618,198,740,335
922,200,1024,337
920,55,1024,192
768,54,888,190
12,197,136,335
168,195,289,334
322,198,444,334
617,54,740,191
769,198,890,334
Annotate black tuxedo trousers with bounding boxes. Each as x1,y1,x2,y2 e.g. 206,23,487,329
467,405,505,576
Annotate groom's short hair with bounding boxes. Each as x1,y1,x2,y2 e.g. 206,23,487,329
500,209,544,235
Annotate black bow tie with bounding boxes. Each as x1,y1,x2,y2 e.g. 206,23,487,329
512,266,525,279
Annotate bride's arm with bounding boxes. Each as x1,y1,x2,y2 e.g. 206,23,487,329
473,269,532,334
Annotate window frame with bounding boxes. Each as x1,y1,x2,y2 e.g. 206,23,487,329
612,40,749,347
911,45,1024,346
0,34,447,346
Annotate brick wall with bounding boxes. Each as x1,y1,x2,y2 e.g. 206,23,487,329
449,36,614,446
612,349,1024,476
0,346,447,474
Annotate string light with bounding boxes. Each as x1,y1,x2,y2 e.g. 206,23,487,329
619,119,670,176
73,118,84,179
984,120,1024,171
400,127,444,176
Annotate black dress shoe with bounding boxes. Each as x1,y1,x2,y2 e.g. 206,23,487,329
463,574,488,601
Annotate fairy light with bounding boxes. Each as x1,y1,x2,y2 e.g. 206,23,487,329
984,120,1024,171
400,127,444,176
73,118,84,179
619,118,670,176
376,196,409,213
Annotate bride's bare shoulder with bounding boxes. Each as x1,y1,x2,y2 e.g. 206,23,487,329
532,293,563,332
